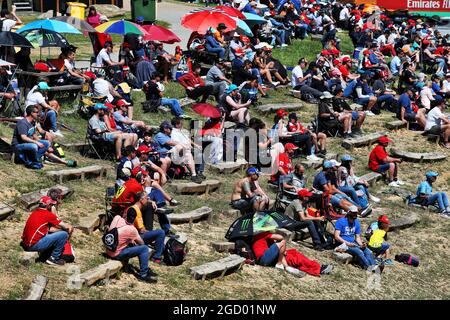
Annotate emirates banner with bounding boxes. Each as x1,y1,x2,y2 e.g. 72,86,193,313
377,0,450,12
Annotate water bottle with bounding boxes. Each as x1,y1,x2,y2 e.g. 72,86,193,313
11,78,20,101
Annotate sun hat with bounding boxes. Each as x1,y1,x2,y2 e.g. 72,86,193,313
341,154,353,161
378,215,391,225
226,84,239,94
320,91,333,99
425,171,439,178
37,82,50,90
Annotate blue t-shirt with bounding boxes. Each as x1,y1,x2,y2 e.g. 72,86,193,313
369,53,380,64
232,58,244,71
417,181,433,196
154,132,172,154
113,111,131,131
335,217,361,244
313,171,330,191
390,56,401,75
398,93,412,113
432,82,441,93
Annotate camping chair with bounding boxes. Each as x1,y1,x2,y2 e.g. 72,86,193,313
316,115,341,137
272,177,300,213
82,124,116,161
101,186,133,231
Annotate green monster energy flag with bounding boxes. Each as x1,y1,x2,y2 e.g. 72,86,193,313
225,210,300,241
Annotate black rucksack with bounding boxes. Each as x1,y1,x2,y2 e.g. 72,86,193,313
234,239,256,265
163,236,188,266
142,99,161,113
102,227,119,251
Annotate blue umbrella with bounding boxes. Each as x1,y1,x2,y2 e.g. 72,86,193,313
243,12,266,23
16,19,82,35
236,18,253,37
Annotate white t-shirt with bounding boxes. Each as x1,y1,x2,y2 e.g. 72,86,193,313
425,106,444,131
64,59,74,71
25,89,46,107
377,35,386,47
93,78,114,102
442,79,450,93
291,65,304,88
171,128,191,146
1,19,16,31
339,8,349,21
96,48,111,67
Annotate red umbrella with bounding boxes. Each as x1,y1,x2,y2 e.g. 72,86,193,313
215,5,246,19
192,103,221,118
181,10,237,34
141,24,181,44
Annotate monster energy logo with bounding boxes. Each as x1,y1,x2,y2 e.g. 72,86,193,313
241,219,250,231
45,33,55,42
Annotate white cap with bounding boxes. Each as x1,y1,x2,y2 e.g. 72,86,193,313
320,91,333,99
233,32,240,37
329,159,341,167
99,14,109,22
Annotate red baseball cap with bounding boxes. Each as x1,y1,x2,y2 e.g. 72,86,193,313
342,56,351,63
297,188,313,198
321,50,330,56
284,143,298,151
378,136,392,144
131,166,149,177
378,215,391,225
330,49,340,55
333,59,341,66
276,109,288,117
137,145,151,154
104,102,115,109
39,196,57,206
117,99,131,107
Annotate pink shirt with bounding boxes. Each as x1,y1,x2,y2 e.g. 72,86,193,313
106,215,141,258
86,14,101,28
420,87,434,109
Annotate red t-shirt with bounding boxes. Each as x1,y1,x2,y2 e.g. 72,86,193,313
252,232,273,260
22,208,62,248
112,178,144,213
287,121,306,134
271,152,293,182
339,65,350,78
368,145,388,171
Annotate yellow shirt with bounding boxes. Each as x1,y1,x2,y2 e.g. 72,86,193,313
369,229,386,248
130,205,144,231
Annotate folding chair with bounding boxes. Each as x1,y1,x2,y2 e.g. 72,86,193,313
81,124,116,161
272,178,299,214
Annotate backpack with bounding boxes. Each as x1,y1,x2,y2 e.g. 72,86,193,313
61,240,75,263
102,227,119,252
365,221,379,241
234,239,256,265
163,236,188,266
142,99,161,113
52,143,65,159
166,164,187,180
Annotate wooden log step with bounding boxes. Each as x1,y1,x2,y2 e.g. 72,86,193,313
60,142,89,152
46,165,108,183
167,207,212,224
47,84,82,92
349,103,364,111
17,185,73,209
0,151,12,161
0,202,15,221
207,159,247,175
300,158,323,169
190,254,246,280
224,209,240,217
211,241,235,253
70,260,123,287
21,251,39,267
390,148,447,163
22,275,48,300
256,102,303,114
171,179,221,195
74,212,102,235
359,172,383,187
341,131,388,150
385,120,407,130
293,228,311,241
333,251,354,264
389,213,420,231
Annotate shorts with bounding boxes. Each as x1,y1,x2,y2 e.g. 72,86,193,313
351,111,360,121
231,197,255,211
103,133,116,142
330,193,351,207
426,125,442,136
375,163,391,173
404,112,417,122
258,243,280,266
368,243,390,256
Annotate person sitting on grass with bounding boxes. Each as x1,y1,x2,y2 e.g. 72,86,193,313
21,196,74,266
410,171,450,217
398,87,427,129
270,142,297,188
230,167,270,214
178,63,214,103
219,84,252,127
287,112,328,156
284,188,327,251
424,100,450,149
334,210,378,271
368,136,404,188
332,88,366,136
113,99,153,133
318,91,354,138
106,207,158,283
368,215,393,266
126,192,166,265
138,130,172,175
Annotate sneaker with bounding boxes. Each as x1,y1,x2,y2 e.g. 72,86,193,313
50,130,64,138
191,175,203,184
281,44,288,47
383,258,394,266
155,207,174,215
151,257,163,265
369,195,380,203
66,160,77,168
375,257,383,265
46,256,65,266
439,211,450,219
197,172,207,180
388,181,400,188
343,133,352,139
178,114,191,119
272,81,280,87
313,244,325,251
137,273,158,283
395,179,405,186
169,199,180,206
306,154,321,161
360,206,373,217
275,263,285,271
365,110,376,116
285,266,305,277
158,106,171,113
320,264,334,275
